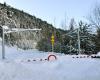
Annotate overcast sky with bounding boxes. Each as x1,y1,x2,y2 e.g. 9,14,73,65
0,0,100,29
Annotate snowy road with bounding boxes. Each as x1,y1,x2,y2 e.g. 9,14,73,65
0,45,100,80
0,57,100,80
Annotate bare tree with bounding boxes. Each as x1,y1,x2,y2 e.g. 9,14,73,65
60,12,68,30
89,3,100,52
69,18,76,31
89,4,100,29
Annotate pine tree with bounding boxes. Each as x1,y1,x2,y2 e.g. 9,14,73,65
95,29,100,52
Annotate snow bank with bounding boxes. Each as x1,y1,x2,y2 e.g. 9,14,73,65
0,44,100,80
97,52,100,56
0,57,100,80
0,37,2,41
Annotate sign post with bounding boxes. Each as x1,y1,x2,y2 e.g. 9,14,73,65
51,34,55,52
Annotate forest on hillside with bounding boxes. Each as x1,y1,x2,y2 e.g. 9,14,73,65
0,3,100,54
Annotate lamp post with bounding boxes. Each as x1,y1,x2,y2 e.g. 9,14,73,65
1,25,9,59
2,26,5,59
1,10,42,59
1,26,41,59
64,28,81,54
77,28,81,54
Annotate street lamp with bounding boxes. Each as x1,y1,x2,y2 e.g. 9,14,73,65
1,25,41,59
1,10,42,59
64,28,81,54
77,28,81,54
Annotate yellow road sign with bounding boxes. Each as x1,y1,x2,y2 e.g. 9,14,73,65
51,34,55,45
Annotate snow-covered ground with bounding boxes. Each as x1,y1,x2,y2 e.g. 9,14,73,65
0,41,100,80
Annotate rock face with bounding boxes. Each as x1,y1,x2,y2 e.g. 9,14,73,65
0,3,55,49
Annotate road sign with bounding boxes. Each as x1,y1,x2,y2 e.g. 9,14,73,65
51,34,55,45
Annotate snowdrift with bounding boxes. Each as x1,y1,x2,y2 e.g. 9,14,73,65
0,42,100,80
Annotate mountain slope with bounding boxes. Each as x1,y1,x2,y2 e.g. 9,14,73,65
0,3,63,49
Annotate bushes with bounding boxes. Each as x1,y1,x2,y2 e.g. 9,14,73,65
36,38,63,53
36,38,51,52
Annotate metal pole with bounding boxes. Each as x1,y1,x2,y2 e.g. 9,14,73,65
2,27,5,59
78,28,81,54
52,44,54,52
60,43,61,53
69,40,71,53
